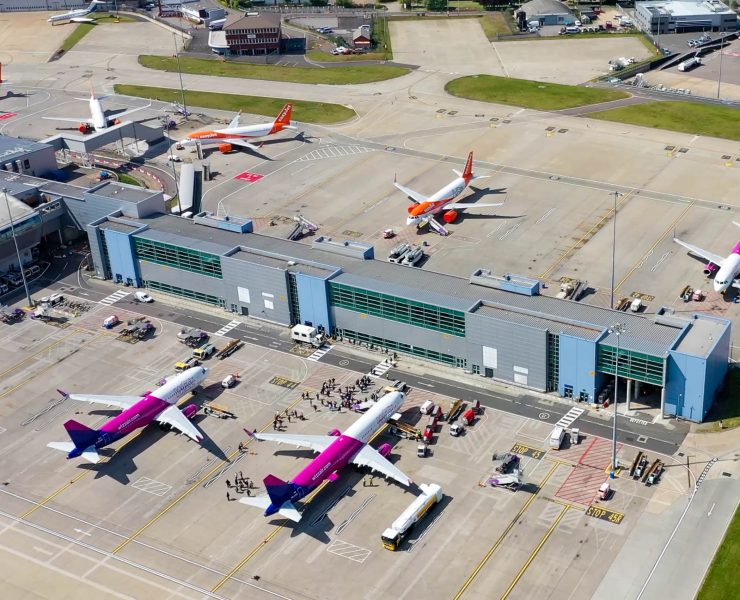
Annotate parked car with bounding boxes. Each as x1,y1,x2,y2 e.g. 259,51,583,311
135,291,153,303
40,293,64,306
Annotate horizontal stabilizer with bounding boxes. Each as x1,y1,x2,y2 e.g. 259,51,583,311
81,447,100,464
239,495,272,510
278,501,302,522
47,441,75,454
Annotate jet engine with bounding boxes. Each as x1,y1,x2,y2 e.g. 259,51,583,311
219,143,233,154
78,123,92,134
378,443,393,457
182,404,199,420
704,262,719,276
443,210,459,223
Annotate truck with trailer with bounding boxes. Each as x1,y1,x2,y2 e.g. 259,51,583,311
291,324,325,348
216,339,242,360
193,343,216,360
461,408,476,427
388,242,411,264
401,245,424,267
445,399,464,422
381,483,443,551
178,327,208,347
678,57,702,72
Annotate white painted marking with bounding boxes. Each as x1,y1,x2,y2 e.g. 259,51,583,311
131,477,172,497
326,539,372,563
555,407,584,429
368,359,392,379
307,344,333,362
214,320,240,337
99,290,129,306
74,528,92,537
708,503,715,517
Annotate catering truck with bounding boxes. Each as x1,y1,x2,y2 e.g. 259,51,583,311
381,483,443,551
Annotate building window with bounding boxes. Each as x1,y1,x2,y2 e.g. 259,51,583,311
287,272,301,326
99,230,111,279
144,280,223,306
472,364,480,375
338,328,462,366
596,345,664,385
329,282,465,336
133,237,223,279
546,333,559,392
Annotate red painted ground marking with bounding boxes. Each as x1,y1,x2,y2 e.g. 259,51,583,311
234,171,264,183
0,112,17,121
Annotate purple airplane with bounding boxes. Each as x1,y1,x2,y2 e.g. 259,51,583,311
242,390,412,522
47,366,208,463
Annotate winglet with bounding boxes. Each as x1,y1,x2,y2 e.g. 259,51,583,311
57,389,69,398
733,221,740,228
462,151,474,181
243,428,256,439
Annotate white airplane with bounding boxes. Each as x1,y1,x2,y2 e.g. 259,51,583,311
48,0,105,24
43,86,151,133
176,103,297,153
673,222,740,293
394,151,503,236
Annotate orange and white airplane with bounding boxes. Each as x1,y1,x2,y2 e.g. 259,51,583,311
394,152,503,236
176,103,296,153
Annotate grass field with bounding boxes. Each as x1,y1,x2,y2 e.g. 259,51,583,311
697,506,740,600
117,173,142,187
114,84,356,124
479,13,513,40
699,369,740,432
589,101,740,142
445,75,629,110
138,55,408,85
60,23,96,52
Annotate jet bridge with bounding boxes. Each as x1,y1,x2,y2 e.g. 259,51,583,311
41,120,165,156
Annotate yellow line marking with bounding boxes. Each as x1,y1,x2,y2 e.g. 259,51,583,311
539,191,634,280
112,395,307,556
613,201,694,294
500,506,569,600
211,423,391,593
453,461,560,600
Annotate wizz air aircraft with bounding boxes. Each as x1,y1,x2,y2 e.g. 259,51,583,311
394,151,503,236
43,86,152,133
176,103,296,153
47,366,207,463
673,221,740,293
241,391,412,522
48,0,104,24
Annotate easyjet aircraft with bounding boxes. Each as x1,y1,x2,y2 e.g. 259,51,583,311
176,103,296,153
394,151,503,236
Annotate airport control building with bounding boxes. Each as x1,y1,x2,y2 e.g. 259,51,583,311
0,139,732,423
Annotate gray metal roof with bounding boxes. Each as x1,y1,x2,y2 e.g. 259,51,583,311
673,316,727,358
0,136,52,163
88,181,158,204
520,0,572,16
134,213,699,356
472,303,604,341
99,220,140,233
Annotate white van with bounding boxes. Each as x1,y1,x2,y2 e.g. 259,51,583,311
420,400,435,415
630,298,642,312
549,426,565,450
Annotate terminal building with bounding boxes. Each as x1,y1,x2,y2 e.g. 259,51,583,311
635,0,738,34
0,136,732,423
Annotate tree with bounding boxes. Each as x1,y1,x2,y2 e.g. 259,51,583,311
426,0,447,10
309,0,329,5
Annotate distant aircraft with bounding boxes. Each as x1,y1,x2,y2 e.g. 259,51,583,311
394,151,503,236
47,366,207,463
48,0,104,24
241,391,412,522
43,85,152,133
177,103,296,153
673,222,740,293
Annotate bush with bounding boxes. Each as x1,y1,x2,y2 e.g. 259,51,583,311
426,0,447,9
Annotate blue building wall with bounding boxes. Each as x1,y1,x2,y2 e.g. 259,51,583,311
103,229,139,285
558,333,598,402
703,320,731,415
296,272,332,331
665,352,704,420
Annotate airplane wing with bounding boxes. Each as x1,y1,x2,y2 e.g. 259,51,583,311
445,202,504,210
105,101,152,123
673,238,725,267
393,181,427,205
226,138,261,151
228,111,241,128
70,17,95,23
43,116,92,125
156,405,203,442
352,445,412,486
251,432,335,454
426,216,450,236
61,392,142,410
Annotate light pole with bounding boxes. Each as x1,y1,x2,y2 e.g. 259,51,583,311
717,30,725,99
609,323,626,476
2,188,34,308
610,191,621,309
172,32,188,121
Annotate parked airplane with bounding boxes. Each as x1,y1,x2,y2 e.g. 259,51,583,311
47,366,207,463
673,221,740,293
241,391,411,522
394,151,503,236
48,0,104,24
176,103,296,153
43,85,151,133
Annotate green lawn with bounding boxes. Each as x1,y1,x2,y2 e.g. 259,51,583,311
697,506,740,600
372,17,393,60
61,23,96,52
138,55,408,85
114,84,356,124
445,75,629,110
479,13,513,40
116,173,143,187
698,368,740,432
589,101,740,143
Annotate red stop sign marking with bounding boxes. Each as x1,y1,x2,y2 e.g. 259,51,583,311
234,171,264,182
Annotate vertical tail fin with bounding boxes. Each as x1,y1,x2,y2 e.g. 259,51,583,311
63,420,98,450
462,151,474,181
274,103,293,127
264,474,295,507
